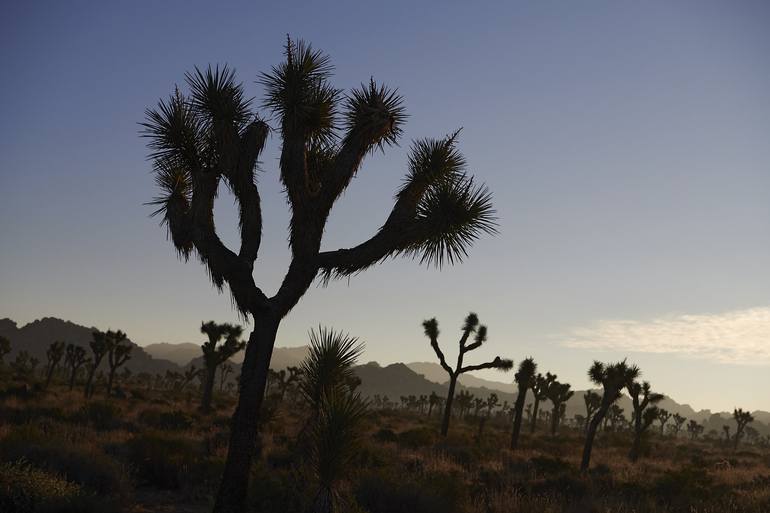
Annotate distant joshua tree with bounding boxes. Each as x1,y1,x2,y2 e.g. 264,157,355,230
11,350,37,379
530,372,556,434
43,341,66,389
199,321,245,412
583,391,601,433
428,391,443,417
219,362,235,392
142,38,497,513
657,408,672,435
670,413,686,437
64,344,89,390
510,357,536,450
580,359,640,472
105,330,132,396
0,335,10,364
733,408,754,450
547,380,574,436
485,393,499,417
626,380,664,462
424,313,512,436
85,331,108,398
687,420,704,440
455,390,474,419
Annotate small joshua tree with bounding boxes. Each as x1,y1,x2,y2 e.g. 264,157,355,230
687,420,704,440
455,390,474,419
485,393,499,417
11,350,36,380
219,362,235,392
84,331,108,398
583,390,601,433
43,341,66,389
733,408,754,450
424,313,512,436
657,408,672,435
428,391,442,417
530,372,556,434
547,380,574,436
0,336,10,365
200,321,245,412
580,359,640,472
105,330,132,396
64,344,89,390
510,357,536,450
626,380,664,462
670,413,686,437
142,39,497,512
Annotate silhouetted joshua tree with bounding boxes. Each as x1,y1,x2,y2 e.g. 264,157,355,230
43,341,66,389
200,321,245,412
580,359,640,472
64,344,89,390
424,313,512,436
0,336,10,365
657,408,672,435
11,350,36,379
428,391,442,417
455,390,474,419
583,390,601,433
687,420,704,440
627,380,663,462
510,357,536,450
105,330,132,396
85,331,108,398
733,408,754,450
723,425,731,442
530,372,556,434
142,39,497,513
547,380,574,436
670,413,686,437
219,362,234,392
485,393,499,417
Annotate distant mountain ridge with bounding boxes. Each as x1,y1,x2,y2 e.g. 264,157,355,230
2,317,767,432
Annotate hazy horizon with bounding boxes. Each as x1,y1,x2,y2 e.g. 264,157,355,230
2,1,769,412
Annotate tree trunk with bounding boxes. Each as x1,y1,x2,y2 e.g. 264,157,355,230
107,367,116,396
213,314,279,513
68,367,77,390
44,364,56,389
200,366,217,412
84,368,96,398
428,403,434,417
551,404,559,436
581,403,609,472
510,385,527,450
530,397,540,434
629,432,641,462
440,375,458,437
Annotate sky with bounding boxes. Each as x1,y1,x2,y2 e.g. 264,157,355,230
1,1,769,412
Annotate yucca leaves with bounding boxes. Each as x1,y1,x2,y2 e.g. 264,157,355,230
300,326,364,411
343,78,406,152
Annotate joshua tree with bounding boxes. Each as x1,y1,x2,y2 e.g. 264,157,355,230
607,404,626,431
84,331,108,398
583,391,601,433
723,424,731,442
43,341,66,389
547,380,574,436
580,359,640,472
11,350,36,379
142,40,496,512
0,336,10,365
626,380,664,462
424,313,512,436
485,393,499,417
455,390,474,419
428,391,442,417
200,321,245,412
657,409,672,435
105,330,132,395
64,344,89,390
180,365,203,391
529,372,556,434
687,420,704,440
670,413,686,437
219,362,235,392
733,408,754,450
510,357,536,450
473,397,485,417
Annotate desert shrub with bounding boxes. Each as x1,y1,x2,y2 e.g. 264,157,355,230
373,428,398,443
75,401,122,431
355,470,466,513
530,456,572,477
652,465,731,507
0,460,113,513
397,427,435,449
0,433,130,499
247,463,307,512
137,409,193,431
121,431,221,490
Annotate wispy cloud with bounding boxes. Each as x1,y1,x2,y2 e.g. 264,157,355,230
561,307,770,366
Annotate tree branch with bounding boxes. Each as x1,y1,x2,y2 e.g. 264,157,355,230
460,357,513,374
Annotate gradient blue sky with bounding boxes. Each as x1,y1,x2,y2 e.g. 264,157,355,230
1,1,769,411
